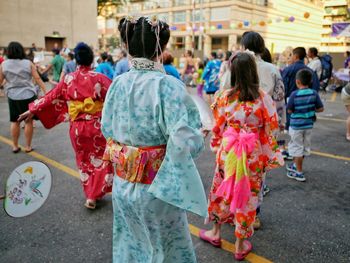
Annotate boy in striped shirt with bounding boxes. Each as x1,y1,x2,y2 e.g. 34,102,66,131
286,69,324,181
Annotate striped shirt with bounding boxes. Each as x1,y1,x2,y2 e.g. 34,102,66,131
287,88,323,130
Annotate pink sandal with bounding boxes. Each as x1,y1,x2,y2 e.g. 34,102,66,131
235,240,253,261
199,229,222,247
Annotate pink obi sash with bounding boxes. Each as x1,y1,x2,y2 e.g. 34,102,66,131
103,138,166,184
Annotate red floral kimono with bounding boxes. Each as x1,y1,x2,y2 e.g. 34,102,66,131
29,66,113,200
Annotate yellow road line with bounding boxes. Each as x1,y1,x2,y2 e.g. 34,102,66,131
318,117,346,123
0,134,271,263
311,150,350,162
330,92,337,102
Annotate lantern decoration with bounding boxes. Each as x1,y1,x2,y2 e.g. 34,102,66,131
186,26,192,32
267,19,273,24
230,23,236,29
181,26,186,31
304,12,310,19
252,20,257,26
276,17,282,23
199,26,205,32
259,21,266,27
170,26,177,31
289,16,295,22
243,20,250,27
210,25,216,30
192,25,198,31
237,22,243,29
284,17,289,22
217,24,223,29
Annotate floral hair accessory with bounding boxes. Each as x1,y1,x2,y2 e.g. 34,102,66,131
125,15,138,24
243,49,255,57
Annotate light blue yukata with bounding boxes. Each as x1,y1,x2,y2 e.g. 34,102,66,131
101,58,207,263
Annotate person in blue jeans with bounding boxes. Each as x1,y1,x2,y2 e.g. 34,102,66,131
282,47,320,131
95,52,114,79
286,69,324,181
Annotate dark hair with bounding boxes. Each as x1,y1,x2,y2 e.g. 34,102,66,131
186,50,193,57
52,48,60,55
230,52,260,101
241,31,265,54
211,51,217,59
308,47,318,57
7,42,26,59
68,52,74,60
198,61,204,70
74,42,94,66
261,48,272,63
293,47,306,60
225,51,232,61
296,68,313,86
107,54,114,65
162,51,174,65
121,49,128,57
101,52,108,61
346,51,350,57
118,17,170,60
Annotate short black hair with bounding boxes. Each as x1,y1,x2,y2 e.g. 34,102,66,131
52,48,60,55
225,51,232,61
346,51,350,57
121,49,128,57
241,31,265,54
296,68,313,86
309,47,318,56
74,42,94,66
293,47,307,60
68,52,74,60
7,42,26,59
211,51,217,59
118,17,170,60
101,52,108,61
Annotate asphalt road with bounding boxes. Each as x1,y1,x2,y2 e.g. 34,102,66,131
0,91,349,263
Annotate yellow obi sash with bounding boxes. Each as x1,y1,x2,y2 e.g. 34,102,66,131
68,97,103,121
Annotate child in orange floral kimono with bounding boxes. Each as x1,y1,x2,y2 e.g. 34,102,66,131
199,52,284,261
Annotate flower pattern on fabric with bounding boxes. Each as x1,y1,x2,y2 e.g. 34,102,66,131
207,90,284,239
29,66,113,200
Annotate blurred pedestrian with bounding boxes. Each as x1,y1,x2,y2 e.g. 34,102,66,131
113,49,129,78
218,51,232,91
41,48,65,84
182,50,196,86
18,43,113,210
195,61,204,97
340,83,350,141
344,51,350,68
202,51,221,102
162,51,180,80
0,41,46,153
199,52,283,261
101,16,207,263
96,52,114,79
307,47,322,80
60,52,76,81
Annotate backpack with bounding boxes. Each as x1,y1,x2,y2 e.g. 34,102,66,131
319,55,333,87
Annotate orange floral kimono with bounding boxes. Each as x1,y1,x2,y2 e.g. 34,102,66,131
207,90,284,239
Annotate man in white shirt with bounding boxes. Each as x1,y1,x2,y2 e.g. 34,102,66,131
307,47,322,80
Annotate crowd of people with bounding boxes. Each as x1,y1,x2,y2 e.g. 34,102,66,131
0,14,349,263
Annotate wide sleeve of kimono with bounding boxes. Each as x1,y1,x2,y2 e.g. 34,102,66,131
147,77,208,217
96,73,112,101
261,92,284,170
29,80,68,129
210,91,227,152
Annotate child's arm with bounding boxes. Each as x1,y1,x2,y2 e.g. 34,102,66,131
286,92,295,114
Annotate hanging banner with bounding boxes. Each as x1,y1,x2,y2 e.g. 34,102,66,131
332,23,350,37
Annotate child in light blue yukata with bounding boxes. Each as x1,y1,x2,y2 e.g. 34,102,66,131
101,16,207,263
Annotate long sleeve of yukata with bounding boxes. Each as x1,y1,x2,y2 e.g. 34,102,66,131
148,78,208,217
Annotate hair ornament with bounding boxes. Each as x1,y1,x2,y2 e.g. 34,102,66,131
125,15,138,24
243,49,255,57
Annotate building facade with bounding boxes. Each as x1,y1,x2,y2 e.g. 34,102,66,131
321,0,350,53
0,0,98,50
99,0,324,57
